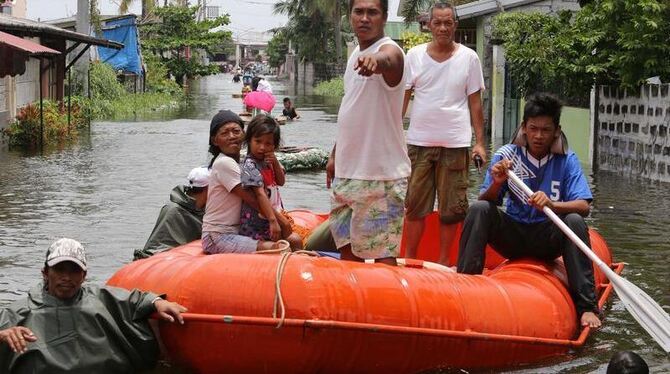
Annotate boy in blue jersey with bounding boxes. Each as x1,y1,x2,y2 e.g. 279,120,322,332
457,93,601,328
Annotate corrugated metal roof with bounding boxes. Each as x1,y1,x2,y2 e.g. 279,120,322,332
45,14,136,31
455,0,541,20
396,0,547,21
0,30,59,55
0,13,123,49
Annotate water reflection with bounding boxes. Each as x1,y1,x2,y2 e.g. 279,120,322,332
0,74,667,372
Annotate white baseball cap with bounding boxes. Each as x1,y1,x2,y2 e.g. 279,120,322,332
46,238,87,271
186,167,210,188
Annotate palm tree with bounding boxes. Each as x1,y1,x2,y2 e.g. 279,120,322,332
274,0,347,63
315,0,345,64
118,0,157,20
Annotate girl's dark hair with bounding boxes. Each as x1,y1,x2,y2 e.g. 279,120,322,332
245,114,281,149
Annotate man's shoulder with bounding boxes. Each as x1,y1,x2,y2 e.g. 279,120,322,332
564,149,579,159
213,154,239,170
96,285,140,303
161,200,187,216
493,144,519,159
406,43,428,57
549,150,580,164
1,294,31,316
377,37,404,56
378,36,400,48
559,151,587,172
458,44,478,56
82,284,103,296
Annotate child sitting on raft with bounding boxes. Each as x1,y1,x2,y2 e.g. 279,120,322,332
239,115,303,250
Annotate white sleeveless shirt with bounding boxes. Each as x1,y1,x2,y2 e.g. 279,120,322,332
335,37,411,180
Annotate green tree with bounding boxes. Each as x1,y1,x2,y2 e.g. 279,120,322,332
141,5,232,85
571,0,670,88
273,0,348,63
491,11,588,100
118,0,156,20
267,29,289,68
492,0,670,99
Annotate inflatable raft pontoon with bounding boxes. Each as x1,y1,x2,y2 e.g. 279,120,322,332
107,211,621,373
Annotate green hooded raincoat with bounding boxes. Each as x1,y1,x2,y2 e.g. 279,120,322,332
135,185,205,260
0,283,160,373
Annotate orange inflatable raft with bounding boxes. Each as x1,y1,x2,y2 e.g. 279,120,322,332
107,210,622,373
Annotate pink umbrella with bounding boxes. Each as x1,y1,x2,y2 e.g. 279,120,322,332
243,91,276,112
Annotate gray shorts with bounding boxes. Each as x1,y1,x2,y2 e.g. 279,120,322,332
202,231,258,254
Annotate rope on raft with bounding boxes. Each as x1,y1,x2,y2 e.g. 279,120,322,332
255,239,320,328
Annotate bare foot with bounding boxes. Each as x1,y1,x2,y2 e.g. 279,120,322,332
581,312,601,328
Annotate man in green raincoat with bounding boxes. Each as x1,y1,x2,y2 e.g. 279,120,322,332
134,166,210,260
0,238,186,373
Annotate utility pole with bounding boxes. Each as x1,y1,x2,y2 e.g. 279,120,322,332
1,1,16,124
75,0,90,96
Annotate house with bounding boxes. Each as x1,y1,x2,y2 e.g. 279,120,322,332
0,12,122,131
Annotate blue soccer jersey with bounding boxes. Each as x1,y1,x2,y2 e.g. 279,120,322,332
480,144,593,224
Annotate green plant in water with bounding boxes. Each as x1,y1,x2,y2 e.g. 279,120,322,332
144,52,182,95
82,92,180,121
89,61,126,101
2,100,87,147
314,77,344,97
83,59,182,120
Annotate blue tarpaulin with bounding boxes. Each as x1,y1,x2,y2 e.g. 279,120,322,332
97,16,142,75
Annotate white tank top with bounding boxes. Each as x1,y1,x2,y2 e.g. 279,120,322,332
335,37,411,180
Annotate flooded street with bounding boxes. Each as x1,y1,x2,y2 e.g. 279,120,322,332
0,74,668,372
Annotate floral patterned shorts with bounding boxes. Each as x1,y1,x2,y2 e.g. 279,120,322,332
329,178,407,259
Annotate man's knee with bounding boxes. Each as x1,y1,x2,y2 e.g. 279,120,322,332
562,213,592,253
564,213,587,230
405,210,430,222
466,200,496,219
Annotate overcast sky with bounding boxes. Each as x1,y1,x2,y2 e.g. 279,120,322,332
27,0,404,34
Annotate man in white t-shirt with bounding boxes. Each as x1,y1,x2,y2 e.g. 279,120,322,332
325,0,411,265
402,2,486,265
